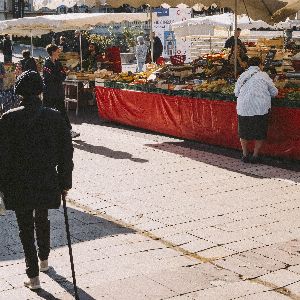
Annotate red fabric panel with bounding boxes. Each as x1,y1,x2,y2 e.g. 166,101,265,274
95,87,300,160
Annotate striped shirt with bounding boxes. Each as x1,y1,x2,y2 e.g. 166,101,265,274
235,66,278,116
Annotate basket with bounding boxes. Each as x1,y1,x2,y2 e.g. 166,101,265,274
170,55,186,66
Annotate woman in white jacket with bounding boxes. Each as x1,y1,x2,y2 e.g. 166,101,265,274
234,57,278,163
135,36,148,73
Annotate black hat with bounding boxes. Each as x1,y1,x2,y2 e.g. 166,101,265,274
14,70,43,97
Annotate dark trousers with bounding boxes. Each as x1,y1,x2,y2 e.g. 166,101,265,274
43,98,72,130
15,209,50,278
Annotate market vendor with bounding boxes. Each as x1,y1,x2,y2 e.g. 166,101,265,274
0,61,5,91
84,43,101,71
225,28,247,54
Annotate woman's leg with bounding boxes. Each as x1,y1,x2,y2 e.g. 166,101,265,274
15,210,39,278
253,140,264,157
35,209,50,262
240,138,249,157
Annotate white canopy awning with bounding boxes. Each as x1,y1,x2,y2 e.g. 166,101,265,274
33,0,298,24
0,12,153,36
172,13,273,34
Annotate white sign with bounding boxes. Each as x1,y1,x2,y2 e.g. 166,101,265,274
152,7,192,61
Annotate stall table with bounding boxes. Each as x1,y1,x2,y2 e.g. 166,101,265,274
95,85,300,160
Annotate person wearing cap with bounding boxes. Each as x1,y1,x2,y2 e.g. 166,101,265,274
43,44,80,138
135,36,148,73
0,70,74,290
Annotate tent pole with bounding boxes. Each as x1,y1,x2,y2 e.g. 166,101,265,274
79,30,83,70
234,0,238,78
30,30,33,57
150,6,154,63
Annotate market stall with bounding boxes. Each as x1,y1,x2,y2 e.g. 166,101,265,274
95,84,300,160
94,32,300,160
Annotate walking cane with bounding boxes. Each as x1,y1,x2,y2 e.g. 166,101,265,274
62,193,80,300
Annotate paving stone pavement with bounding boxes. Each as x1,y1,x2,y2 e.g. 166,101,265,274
0,111,300,300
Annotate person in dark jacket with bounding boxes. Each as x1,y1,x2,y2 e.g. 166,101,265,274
0,70,74,290
153,32,163,63
19,50,38,72
59,36,70,53
224,28,247,54
2,34,13,63
43,44,79,138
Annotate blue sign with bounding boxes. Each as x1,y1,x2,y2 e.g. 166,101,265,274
153,8,169,17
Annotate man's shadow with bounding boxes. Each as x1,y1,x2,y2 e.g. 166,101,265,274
73,140,149,163
35,267,96,300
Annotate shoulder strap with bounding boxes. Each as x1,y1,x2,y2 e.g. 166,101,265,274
240,70,260,89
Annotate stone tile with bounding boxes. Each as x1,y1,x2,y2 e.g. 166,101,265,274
188,280,268,299
288,265,300,275
241,290,293,300
257,269,300,287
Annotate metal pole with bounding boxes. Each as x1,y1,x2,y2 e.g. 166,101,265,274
62,194,80,300
234,0,238,78
79,31,83,70
149,6,154,63
30,30,33,57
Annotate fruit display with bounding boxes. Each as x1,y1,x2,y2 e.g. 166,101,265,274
194,79,227,93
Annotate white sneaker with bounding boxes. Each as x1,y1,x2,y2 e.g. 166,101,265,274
70,130,80,139
24,276,41,290
40,259,49,272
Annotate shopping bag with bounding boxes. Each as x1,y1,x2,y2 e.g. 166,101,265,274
0,192,6,216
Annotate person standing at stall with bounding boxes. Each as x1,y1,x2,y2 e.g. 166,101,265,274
0,60,5,91
225,28,247,54
2,34,13,63
153,32,163,63
135,36,148,73
19,50,38,72
234,57,278,163
43,44,80,138
59,36,70,53
0,70,74,290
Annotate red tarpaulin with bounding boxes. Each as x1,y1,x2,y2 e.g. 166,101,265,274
96,86,300,160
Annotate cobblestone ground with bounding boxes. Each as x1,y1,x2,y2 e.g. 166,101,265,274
0,109,300,300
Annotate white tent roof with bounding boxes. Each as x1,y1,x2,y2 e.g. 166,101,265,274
33,0,298,24
172,13,273,39
172,13,273,32
0,12,152,36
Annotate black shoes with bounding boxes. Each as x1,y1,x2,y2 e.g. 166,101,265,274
241,155,250,163
241,154,261,164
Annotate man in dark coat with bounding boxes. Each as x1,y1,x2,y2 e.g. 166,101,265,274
0,70,74,290
153,32,163,63
43,44,79,138
2,34,13,63
224,28,247,54
19,49,38,72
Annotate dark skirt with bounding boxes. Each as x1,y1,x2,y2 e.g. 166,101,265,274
238,113,269,140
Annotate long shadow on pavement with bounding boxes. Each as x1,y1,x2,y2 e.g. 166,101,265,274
0,207,135,262
73,140,149,163
145,141,300,181
35,267,96,300
0,207,135,299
